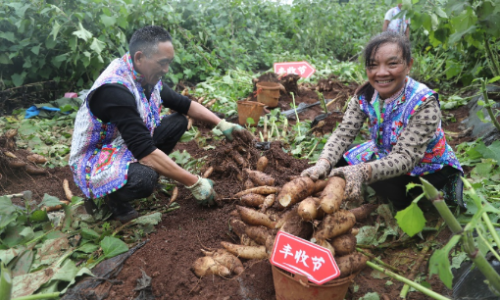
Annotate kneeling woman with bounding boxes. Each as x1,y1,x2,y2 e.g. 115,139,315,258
302,32,463,210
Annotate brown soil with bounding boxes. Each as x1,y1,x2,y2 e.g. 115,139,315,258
2,76,467,300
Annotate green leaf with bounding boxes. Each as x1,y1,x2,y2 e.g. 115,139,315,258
0,53,12,65
430,14,439,31
395,202,426,237
132,212,162,225
0,247,27,265
100,15,116,27
435,7,447,19
355,225,379,245
72,22,92,42
359,292,380,300
38,194,63,209
11,72,27,87
90,38,105,54
100,236,128,259
429,234,461,288
31,45,41,55
0,196,16,216
80,227,100,241
50,20,61,41
0,32,16,43
30,210,49,223
488,76,500,84
77,243,99,254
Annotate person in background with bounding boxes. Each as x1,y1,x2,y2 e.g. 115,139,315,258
69,26,253,223
301,31,463,210
383,2,410,38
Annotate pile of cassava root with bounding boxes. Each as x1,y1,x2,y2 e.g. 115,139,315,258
0,129,48,178
192,155,377,280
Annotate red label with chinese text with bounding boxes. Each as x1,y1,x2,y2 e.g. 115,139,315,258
273,61,316,78
270,231,340,285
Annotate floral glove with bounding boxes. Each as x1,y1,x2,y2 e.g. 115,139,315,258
215,119,254,143
300,159,331,180
329,164,371,202
186,176,216,206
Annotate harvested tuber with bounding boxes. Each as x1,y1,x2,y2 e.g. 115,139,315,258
25,165,46,175
313,180,329,194
315,239,335,256
349,203,378,222
277,176,315,208
256,156,268,172
234,186,281,198
351,228,359,236
203,166,214,178
244,179,254,189
237,206,276,229
313,210,356,240
168,187,178,206
4,151,17,159
336,252,369,278
260,194,275,213
240,193,266,208
277,207,313,239
8,159,26,168
240,234,259,246
221,242,268,259
245,169,275,186
319,177,345,214
26,154,47,164
192,256,231,277
297,197,324,222
63,179,73,201
229,218,247,238
230,150,246,167
245,225,272,246
211,249,244,275
5,129,17,139
331,233,357,256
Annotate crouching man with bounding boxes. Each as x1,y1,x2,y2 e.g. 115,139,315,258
69,26,252,222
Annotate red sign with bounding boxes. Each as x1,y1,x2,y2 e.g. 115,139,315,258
273,61,316,78
270,231,340,285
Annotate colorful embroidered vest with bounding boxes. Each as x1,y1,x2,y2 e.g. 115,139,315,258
344,77,462,176
69,53,162,198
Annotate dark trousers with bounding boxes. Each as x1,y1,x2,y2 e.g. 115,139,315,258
106,113,187,214
335,156,460,210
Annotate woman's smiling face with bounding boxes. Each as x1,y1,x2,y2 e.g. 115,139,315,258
366,43,413,99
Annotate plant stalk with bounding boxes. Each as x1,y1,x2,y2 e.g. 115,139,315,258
356,248,400,274
462,230,500,294
484,37,500,77
482,212,500,256
366,261,450,300
1,262,13,300
432,199,462,234
481,79,500,132
11,293,60,300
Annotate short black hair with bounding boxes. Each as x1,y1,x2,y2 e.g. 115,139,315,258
357,31,412,99
129,26,172,59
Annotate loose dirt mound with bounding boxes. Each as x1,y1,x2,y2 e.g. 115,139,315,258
0,133,80,204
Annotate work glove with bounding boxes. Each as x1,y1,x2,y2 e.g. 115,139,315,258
215,119,254,143
300,159,331,180
186,176,217,206
329,164,371,202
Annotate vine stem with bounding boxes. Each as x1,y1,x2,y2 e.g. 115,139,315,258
481,79,500,132
484,36,500,77
365,261,450,300
11,293,60,300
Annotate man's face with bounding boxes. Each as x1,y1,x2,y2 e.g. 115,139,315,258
134,41,175,87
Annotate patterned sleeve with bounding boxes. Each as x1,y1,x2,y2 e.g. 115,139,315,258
319,96,367,165
367,96,440,183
